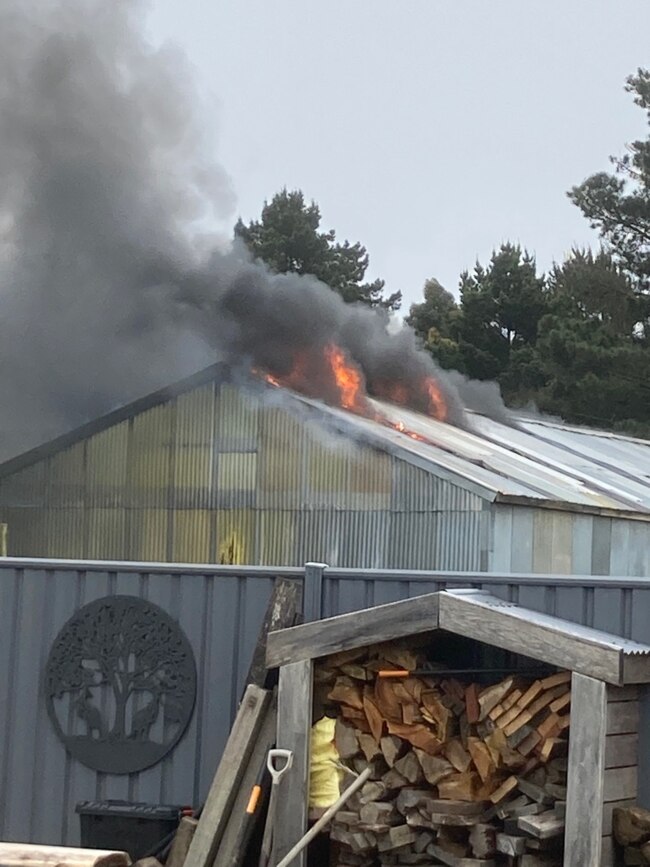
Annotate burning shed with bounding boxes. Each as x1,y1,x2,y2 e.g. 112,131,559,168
0,362,649,574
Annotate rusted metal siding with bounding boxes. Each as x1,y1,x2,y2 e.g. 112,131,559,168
0,383,486,570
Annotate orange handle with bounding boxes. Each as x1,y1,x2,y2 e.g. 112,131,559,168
377,669,410,678
246,784,262,814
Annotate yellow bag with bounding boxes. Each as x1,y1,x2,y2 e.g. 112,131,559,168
309,717,342,809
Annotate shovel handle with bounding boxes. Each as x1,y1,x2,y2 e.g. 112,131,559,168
267,748,293,783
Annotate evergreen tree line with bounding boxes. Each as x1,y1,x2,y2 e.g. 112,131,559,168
235,69,650,434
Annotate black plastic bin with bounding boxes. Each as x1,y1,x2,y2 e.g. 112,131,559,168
76,800,183,861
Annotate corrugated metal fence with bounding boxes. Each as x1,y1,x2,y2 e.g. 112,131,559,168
2,557,650,846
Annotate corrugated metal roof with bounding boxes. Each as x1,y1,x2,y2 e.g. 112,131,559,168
289,395,650,516
1,363,649,517
445,589,650,656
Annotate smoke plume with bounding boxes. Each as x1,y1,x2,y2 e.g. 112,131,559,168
0,0,506,461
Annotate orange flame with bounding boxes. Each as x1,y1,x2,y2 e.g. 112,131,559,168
252,342,448,443
425,377,448,422
323,344,366,412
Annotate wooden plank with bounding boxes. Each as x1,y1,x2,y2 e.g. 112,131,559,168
213,695,277,867
600,835,614,867
601,798,636,836
303,562,325,622
166,817,198,867
638,684,650,809
564,673,607,867
603,766,637,802
439,592,623,684
184,685,271,867
622,655,650,684
604,733,638,769
517,810,564,839
0,845,130,867
607,701,640,734
266,593,439,667
426,843,495,866
244,578,302,690
272,660,313,867
607,685,640,703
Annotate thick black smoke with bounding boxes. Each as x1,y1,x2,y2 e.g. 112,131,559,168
0,0,506,461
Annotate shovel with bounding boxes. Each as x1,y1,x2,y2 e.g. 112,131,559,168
274,765,372,867
258,748,294,867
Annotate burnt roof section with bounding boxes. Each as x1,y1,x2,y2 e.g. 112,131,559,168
0,365,649,518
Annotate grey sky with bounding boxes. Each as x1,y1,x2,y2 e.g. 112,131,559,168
146,1,649,309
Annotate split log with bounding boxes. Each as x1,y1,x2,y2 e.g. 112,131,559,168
0,845,131,867
316,647,571,867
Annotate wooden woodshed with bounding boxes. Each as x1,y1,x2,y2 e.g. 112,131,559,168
266,589,650,866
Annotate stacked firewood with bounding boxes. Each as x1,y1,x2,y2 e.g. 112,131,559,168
314,644,571,866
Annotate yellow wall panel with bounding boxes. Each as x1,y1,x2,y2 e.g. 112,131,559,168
258,511,295,565
350,448,391,494
47,445,86,507
215,509,255,564
0,507,47,556
129,509,168,561
43,508,86,559
128,405,173,507
173,445,213,504
85,509,127,560
258,407,303,499
308,440,350,492
218,452,257,492
175,385,215,445
216,385,259,451
172,510,211,563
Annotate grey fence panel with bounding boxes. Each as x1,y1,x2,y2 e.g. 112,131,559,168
0,561,282,846
4,557,650,848
321,570,650,645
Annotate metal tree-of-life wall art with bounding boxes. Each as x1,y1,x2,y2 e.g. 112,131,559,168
44,596,197,774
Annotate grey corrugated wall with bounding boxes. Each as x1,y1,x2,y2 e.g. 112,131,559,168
490,505,650,577
3,557,650,846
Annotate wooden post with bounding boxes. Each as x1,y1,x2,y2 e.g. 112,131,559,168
165,817,198,867
244,577,303,691
213,695,278,867
272,659,313,867
184,685,271,867
303,562,326,622
638,684,650,809
564,673,607,866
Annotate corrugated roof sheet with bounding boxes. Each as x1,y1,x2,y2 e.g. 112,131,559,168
291,394,650,516
1,363,649,517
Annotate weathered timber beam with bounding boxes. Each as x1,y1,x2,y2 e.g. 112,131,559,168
0,845,130,867
439,591,625,684
184,685,271,867
265,592,440,668
271,660,313,867
564,673,607,866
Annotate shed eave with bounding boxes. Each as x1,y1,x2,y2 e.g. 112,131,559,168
266,589,650,686
494,492,650,522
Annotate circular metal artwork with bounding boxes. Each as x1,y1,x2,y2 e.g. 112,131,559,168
44,595,197,774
